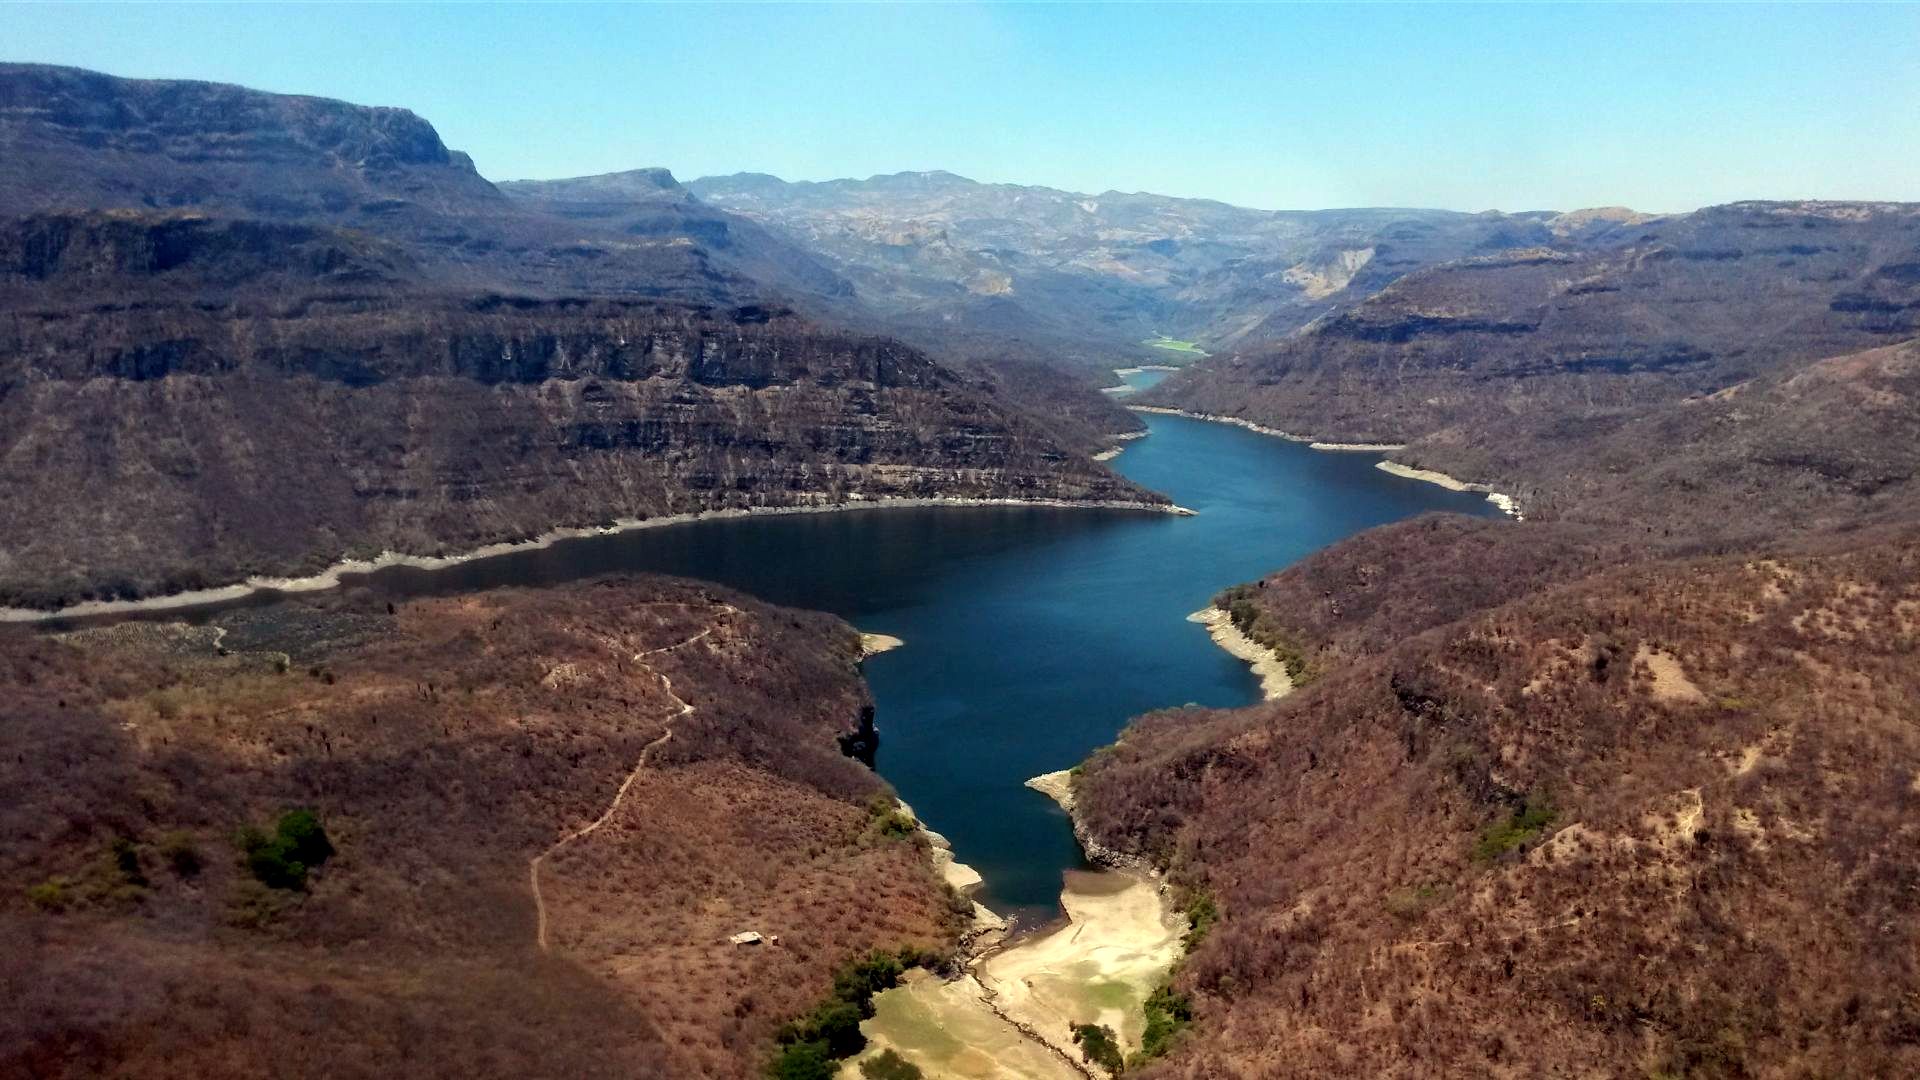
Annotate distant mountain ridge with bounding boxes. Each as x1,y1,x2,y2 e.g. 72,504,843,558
1144,199,1920,510
686,168,1598,362
0,62,500,214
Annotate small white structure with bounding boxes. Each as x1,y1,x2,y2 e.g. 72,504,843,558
729,931,765,947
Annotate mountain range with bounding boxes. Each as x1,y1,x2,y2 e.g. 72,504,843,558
685,169,1613,363
4,57,1920,1080
0,64,1158,609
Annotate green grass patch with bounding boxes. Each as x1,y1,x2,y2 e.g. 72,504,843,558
1141,334,1209,357
24,835,153,913
1083,979,1135,1010
863,793,922,844
1473,800,1557,861
1217,587,1317,686
1181,888,1219,950
1383,882,1450,921
25,877,72,912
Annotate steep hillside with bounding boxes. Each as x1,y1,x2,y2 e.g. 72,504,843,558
0,577,962,1079
687,170,1570,362
0,68,1159,611
511,168,1152,446
1078,532,1920,1078
498,168,857,305
0,62,738,302
1401,337,1920,537
0,210,1162,610
1148,202,1920,452
1074,293,1920,1076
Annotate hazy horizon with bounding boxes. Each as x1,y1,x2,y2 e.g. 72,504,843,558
9,2,1920,216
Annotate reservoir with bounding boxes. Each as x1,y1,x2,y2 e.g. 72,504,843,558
294,412,1503,920
1103,367,1175,395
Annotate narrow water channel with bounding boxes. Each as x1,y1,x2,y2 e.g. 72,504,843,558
45,409,1501,1074
263,411,1500,920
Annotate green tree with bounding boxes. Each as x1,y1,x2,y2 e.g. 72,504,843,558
276,809,335,867
1072,1023,1124,1074
1137,985,1193,1061
767,1040,835,1080
236,808,335,891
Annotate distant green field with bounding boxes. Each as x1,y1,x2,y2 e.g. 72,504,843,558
1141,334,1208,357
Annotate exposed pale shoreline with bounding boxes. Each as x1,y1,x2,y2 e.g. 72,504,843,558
1131,405,1520,518
1188,606,1294,701
1130,404,1314,441
1092,429,1148,462
1025,769,1141,871
1374,460,1520,516
0,495,1195,625
898,800,1007,943
859,633,905,658
851,773,1181,1077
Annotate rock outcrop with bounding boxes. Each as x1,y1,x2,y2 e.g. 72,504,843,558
0,69,1160,609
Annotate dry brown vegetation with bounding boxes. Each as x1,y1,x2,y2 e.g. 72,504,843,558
1090,230,1920,1074
0,577,961,1078
1149,202,1920,451
1081,533,1920,1077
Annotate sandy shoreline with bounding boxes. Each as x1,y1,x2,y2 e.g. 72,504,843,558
0,495,1194,625
1188,607,1294,701
1374,460,1520,516
1129,404,1313,441
860,633,905,658
898,800,1008,943
1092,430,1148,461
1130,405,1520,517
852,776,1181,1077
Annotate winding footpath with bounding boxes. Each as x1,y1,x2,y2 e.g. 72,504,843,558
528,603,740,952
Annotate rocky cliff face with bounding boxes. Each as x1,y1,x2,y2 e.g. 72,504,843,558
1146,202,1920,452
0,70,1158,609
0,217,1156,608
0,62,501,221
0,62,764,304
686,170,1574,364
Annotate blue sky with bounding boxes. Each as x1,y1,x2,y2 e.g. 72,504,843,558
8,2,1918,213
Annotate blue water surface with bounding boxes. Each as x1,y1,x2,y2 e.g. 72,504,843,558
304,413,1501,920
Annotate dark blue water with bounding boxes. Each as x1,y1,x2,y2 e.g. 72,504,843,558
280,414,1501,920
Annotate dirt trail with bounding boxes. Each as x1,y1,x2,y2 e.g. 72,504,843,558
528,603,738,952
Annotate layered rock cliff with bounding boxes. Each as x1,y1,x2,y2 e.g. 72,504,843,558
0,68,1160,609
1146,202,1920,458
